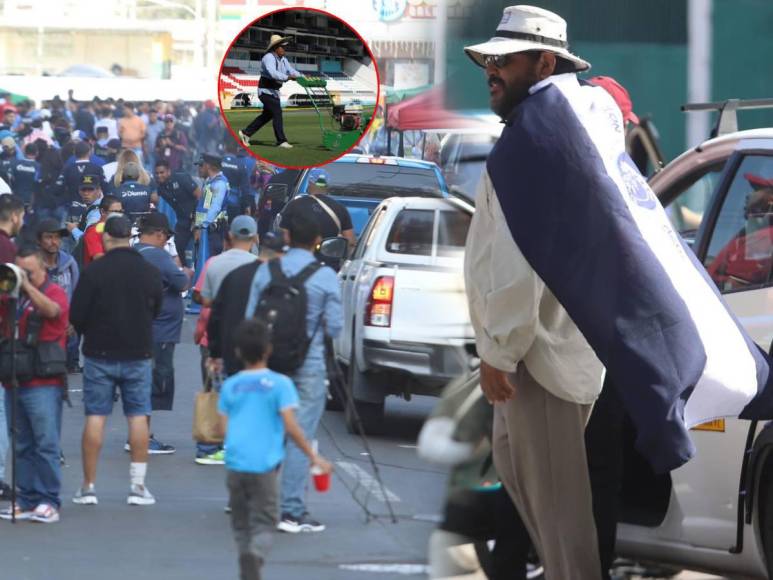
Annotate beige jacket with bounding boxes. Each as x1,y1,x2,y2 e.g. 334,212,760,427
464,169,604,404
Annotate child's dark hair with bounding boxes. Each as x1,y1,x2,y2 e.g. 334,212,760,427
234,319,272,364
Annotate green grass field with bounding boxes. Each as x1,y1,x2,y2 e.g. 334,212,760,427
224,106,376,167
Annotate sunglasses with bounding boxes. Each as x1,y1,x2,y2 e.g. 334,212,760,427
483,54,512,68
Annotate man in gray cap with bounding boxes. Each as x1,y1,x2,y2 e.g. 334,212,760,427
193,214,258,465
238,34,304,150
462,5,603,578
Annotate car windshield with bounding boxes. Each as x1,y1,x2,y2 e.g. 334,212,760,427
305,163,443,198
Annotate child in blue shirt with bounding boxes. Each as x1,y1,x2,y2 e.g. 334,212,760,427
218,319,332,580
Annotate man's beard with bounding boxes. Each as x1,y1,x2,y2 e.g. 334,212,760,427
489,73,540,120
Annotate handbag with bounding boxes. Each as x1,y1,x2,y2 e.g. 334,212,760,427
34,341,68,377
192,372,223,444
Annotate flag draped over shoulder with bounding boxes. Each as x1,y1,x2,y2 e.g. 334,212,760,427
486,73,772,473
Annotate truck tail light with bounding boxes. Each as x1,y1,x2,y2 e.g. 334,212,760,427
365,276,394,327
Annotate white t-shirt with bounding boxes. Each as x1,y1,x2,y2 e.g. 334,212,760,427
94,118,118,140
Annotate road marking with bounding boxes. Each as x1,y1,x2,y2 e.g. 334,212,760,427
397,445,417,449
412,514,443,523
336,461,401,503
338,564,428,575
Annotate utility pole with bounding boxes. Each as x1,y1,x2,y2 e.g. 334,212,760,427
433,0,447,88
687,0,713,146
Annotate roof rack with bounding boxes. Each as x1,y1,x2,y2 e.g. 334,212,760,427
682,98,773,138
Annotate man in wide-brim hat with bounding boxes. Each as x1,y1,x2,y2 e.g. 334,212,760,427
238,33,304,150
462,5,609,579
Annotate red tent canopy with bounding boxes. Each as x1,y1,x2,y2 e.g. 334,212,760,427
386,88,481,131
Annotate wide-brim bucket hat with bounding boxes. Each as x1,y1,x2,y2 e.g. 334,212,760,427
267,34,293,52
464,5,590,72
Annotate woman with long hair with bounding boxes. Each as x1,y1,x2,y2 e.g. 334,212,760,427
111,148,152,188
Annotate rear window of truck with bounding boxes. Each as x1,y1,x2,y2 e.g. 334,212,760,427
386,209,471,256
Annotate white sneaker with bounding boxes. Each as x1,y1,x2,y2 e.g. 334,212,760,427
238,130,250,147
30,503,59,524
72,484,98,505
127,484,156,506
278,142,293,149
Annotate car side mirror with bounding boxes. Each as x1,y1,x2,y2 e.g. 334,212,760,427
318,236,348,260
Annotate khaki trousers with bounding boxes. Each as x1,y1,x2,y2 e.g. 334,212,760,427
492,363,602,580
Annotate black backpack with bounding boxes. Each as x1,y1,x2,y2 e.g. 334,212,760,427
254,259,322,373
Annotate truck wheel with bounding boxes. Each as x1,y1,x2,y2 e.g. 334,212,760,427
758,456,773,576
345,358,385,435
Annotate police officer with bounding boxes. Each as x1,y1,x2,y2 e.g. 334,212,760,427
58,141,106,223
221,140,252,222
194,153,229,259
155,159,201,267
9,142,41,208
116,161,154,222
66,173,104,242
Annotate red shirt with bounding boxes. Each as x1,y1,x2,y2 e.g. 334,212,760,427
1,279,69,388
82,221,106,267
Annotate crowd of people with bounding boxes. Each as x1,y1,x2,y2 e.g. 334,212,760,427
0,90,359,580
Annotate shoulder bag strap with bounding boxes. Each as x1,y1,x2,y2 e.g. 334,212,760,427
290,261,322,286
268,258,288,283
309,196,341,234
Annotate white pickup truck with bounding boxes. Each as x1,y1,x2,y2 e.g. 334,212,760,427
334,196,476,433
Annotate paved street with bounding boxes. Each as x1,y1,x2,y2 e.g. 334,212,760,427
0,316,736,580
1,317,446,580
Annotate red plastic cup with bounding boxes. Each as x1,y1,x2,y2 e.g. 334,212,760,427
312,466,331,492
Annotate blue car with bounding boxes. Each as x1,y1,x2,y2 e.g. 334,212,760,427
289,154,450,236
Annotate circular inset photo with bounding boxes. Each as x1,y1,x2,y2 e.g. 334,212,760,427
218,7,380,169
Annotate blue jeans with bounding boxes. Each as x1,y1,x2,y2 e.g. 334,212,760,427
280,363,327,518
0,391,6,482
83,357,152,417
5,387,63,509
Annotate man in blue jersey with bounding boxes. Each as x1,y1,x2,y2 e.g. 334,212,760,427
155,159,201,267
8,142,40,208
116,162,154,222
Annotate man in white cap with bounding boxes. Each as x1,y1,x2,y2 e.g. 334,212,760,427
239,35,303,150
463,5,604,578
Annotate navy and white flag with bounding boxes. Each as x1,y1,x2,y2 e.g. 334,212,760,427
487,73,773,473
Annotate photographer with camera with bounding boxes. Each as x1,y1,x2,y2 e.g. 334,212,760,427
0,246,69,523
